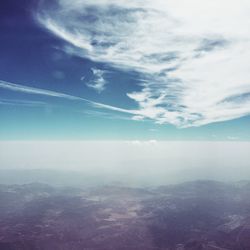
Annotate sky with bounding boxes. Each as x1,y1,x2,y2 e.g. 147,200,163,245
0,0,250,140
1,141,250,184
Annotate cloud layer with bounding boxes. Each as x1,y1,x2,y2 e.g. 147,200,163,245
1,141,250,183
37,0,250,127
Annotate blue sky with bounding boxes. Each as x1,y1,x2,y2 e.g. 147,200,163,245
0,0,250,140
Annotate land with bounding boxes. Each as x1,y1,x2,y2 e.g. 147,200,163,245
0,180,250,250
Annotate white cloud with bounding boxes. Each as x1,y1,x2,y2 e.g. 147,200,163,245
86,68,108,93
0,79,138,115
125,140,157,146
0,80,82,101
227,136,239,141
80,109,132,121
0,98,46,107
37,0,250,127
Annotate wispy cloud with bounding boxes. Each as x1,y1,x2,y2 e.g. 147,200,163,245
0,79,138,115
227,136,239,141
0,98,47,107
149,128,157,132
85,68,108,93
37,0,250,127
0,80,82,101
124,140,157,146
80,110,132,121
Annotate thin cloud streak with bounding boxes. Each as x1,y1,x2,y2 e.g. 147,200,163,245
37,0,250,127
0,98,47,107
0,80,82,101
0,79,138,115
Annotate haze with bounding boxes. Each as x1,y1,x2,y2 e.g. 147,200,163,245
1,141,249,185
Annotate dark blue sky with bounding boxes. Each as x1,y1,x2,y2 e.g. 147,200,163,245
0,0,249,140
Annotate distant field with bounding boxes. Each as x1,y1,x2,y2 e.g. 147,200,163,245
1,180,250,250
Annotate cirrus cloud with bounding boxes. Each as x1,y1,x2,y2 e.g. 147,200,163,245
85,68,108,93
36,0,250,127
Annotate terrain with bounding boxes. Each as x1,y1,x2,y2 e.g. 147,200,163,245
0,180,250,250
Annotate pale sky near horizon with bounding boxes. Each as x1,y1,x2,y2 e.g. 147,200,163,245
1,141,249,184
